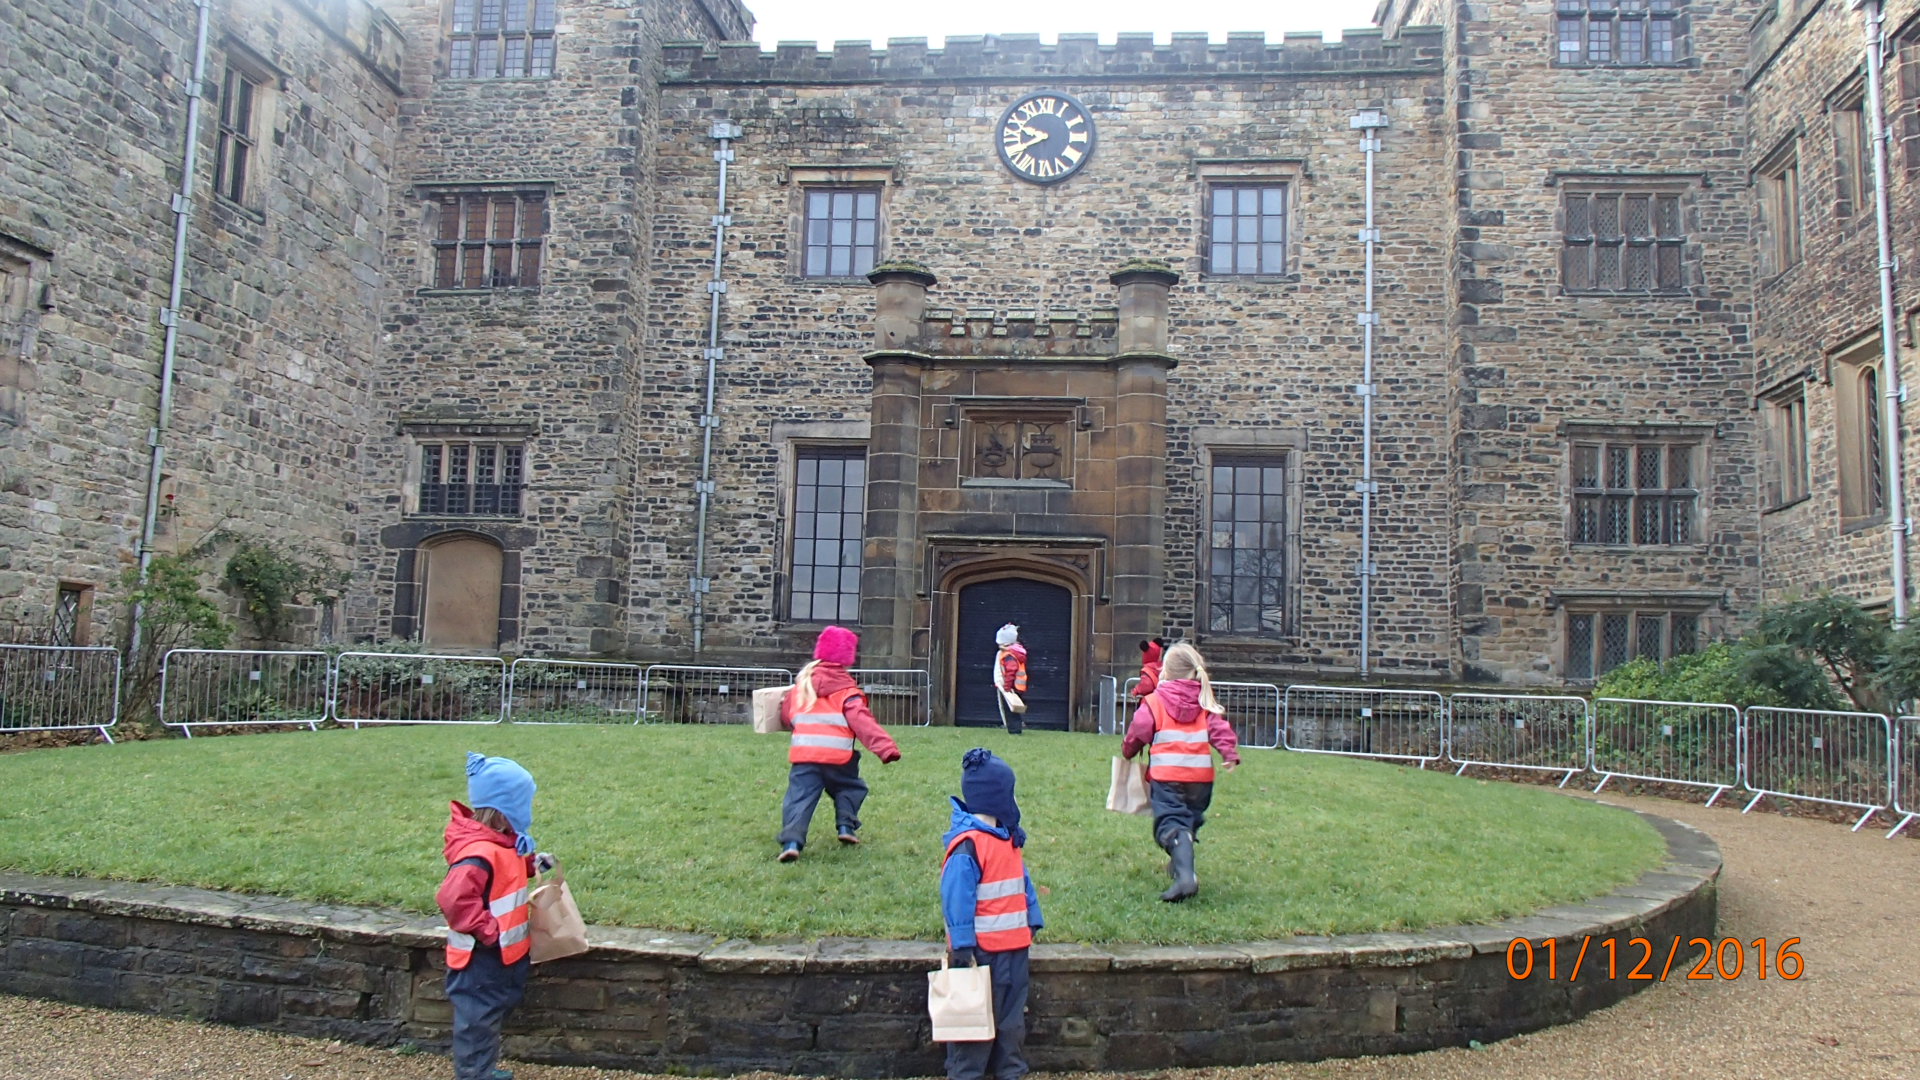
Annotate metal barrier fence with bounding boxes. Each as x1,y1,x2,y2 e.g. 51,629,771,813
1892,716,1920,839
0,643,121,743
331,652,507,726
157,649,329,736
1591,697,1741,805
1096,674,1118,734
1283,685,1445,763
508,659,645,724
1740,706,1893,831
851,668,931,726
1110,677,1282,748
1446,693,1591,786
640,665,793,725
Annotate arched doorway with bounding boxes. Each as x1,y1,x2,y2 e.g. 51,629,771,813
954,577,1073,730
420,535,503,650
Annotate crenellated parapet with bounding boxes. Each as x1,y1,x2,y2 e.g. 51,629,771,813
661,27,1444,83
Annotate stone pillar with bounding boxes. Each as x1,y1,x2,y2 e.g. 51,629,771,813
860,262,936,667
1108,261,1179,662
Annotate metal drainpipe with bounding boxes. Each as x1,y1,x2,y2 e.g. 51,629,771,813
129,0,214,665
1351,109,1388,677
690,119,741,655
1857,0,1912,625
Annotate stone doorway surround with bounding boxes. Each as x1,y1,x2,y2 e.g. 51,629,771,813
940,543,1098,729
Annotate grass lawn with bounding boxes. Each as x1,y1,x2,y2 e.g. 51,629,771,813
0,725,1664,945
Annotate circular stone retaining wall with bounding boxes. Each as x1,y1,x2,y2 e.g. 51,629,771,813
0,808,1717,1076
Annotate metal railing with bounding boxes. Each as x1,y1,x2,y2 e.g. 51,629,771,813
851,667,931,726
1446,693,1592,786
331,652,508,726
1096,674,1119,734
157,649,329,736
640,665,792,725
1283,685,1445,763
508,658,646,724
0,644,120,743
1891,716,1920,839
1591,698,1742,806
1110,676,1282,749
1740,706,1894,831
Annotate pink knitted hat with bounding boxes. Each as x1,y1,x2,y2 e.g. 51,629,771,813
814,625,859,666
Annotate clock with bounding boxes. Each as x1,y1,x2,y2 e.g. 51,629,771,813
995,90,1096,185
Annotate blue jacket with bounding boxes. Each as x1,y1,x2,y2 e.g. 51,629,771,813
939,798,1043,951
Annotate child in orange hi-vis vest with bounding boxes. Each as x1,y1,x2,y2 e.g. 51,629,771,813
941,748,1042,1080
776,625,901,862
992,623,1029,735
1121,643,1240,902
437,752,553,1080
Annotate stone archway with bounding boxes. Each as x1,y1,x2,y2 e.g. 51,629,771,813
419,533,504,650
954,576,1074,729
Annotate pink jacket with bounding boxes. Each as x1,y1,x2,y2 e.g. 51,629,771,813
1121,678,1241,766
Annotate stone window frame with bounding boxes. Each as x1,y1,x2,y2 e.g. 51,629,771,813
443,0,558,80
0,235,51,355
1827,74,1875,224
1753,134,1803,281
782,165,897,282
1556,175,1694,296
213,41,282,213
418,183,553,293
50,582,93,648
1758,371,1813,511
1563,421,1712,551
1831,334,1890,531
1194,160,1304,282
1557,597,1711,681
1192,429,1307,643
1899,15,1920,174
398,419,535,519
1553,0,1688,68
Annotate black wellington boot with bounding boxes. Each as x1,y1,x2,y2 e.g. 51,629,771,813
1160,830,1198,902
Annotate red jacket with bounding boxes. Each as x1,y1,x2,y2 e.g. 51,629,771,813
1122,678,1241,768
436,801,535,949
781,663,901,762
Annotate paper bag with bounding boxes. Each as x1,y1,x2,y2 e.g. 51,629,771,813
1106,755,1151,815
528,869,589,964
751,684,792,734
999,688,1027,715
927,956,996,1042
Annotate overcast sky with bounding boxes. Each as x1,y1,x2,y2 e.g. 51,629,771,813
747,0,1386,48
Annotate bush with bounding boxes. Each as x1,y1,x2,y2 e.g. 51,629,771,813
1594,640,1842,710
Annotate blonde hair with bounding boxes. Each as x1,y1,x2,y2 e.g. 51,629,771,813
474,806,512,833
789,659,825,713
1162,642,1226,715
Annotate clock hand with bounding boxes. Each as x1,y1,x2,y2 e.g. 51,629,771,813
1007,128,1049,154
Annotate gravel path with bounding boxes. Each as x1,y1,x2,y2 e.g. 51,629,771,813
0,792,1913,1080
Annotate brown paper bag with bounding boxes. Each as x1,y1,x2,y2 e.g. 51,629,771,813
1106,755,1150,815
999,688,1027,714
751,684,792,734
528,869,589,964
927,955,996,1042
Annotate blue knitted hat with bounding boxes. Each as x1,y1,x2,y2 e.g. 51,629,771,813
959,747,1025,847
466,751,537,856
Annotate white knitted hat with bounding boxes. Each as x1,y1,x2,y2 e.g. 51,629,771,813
995,624,1019,647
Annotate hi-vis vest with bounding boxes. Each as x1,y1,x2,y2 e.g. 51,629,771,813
444,840,531,969
1144,693,1216,783
995,649,1029,693
943,829,1033,952
788,684,861,765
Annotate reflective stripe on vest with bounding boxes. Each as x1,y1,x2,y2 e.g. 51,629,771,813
997,649,1029,693
944,829,1034,952
789,685,860,765
444,839,532,970
1144,693,1215,783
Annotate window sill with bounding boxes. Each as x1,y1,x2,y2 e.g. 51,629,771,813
961,478,1071,490
1550,59,1696,71
1758,264,1801,291
1560,287,1693,299
794,276,878,286
1567,543,1709,553
1762,493,1812,515
1841,514,1889,535
1194,632,1297,647
404,513,526,522
414,287,543,298
1199,273,1302,285
435,75,559,85
213,195,267,226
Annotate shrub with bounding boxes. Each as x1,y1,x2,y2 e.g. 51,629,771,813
1594,640,1841,711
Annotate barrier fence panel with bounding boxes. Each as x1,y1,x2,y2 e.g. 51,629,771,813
1590,698,1740,804
1891,716,1920,839
0,644,120,743
1282,685,1445,763
157,649,329,736
1096,675,1118,735
852,668,931,727
1217,681,1284,750
331,653,507,726
508,659,645,724
1446,693,1591,785
640,666,793,725
1740,706,1893,831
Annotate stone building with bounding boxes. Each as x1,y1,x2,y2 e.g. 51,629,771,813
3,0,1917,726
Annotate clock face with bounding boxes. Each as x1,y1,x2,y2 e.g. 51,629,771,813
996,91,1096,185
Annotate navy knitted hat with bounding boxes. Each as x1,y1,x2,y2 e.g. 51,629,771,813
959,747,1025,847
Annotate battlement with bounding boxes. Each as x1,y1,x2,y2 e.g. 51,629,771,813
661,27,1444,83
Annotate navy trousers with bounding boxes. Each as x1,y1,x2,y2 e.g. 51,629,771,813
944,947,1030,1080
777,757,868,848
1149,779,1214,848
446,945,529,1080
